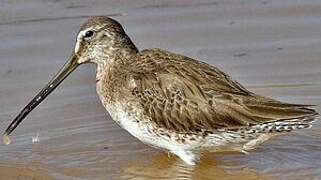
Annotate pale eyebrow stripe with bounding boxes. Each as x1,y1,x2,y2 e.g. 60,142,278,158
74,24,113,53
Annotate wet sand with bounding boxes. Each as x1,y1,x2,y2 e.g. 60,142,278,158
0,0,321,179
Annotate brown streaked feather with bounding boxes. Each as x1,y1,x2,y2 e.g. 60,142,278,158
120,48,317,133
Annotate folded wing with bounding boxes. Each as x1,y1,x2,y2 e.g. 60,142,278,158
129,48,318,133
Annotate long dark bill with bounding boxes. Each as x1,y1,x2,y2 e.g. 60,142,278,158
3,53,79,137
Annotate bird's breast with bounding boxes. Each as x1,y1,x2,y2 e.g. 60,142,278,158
104,102,171,149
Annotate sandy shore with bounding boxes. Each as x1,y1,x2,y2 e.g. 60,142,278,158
0,0,321,179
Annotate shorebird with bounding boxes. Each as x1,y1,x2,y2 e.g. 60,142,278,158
3,16,318,165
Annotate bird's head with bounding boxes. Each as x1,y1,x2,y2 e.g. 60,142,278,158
75,16,137,64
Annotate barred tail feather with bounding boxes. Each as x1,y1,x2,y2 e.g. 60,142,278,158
245,113,318,134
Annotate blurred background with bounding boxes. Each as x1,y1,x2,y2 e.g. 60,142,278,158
0,0,321,179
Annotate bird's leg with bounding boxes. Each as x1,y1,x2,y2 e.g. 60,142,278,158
171,150,200,165
167,151,172,158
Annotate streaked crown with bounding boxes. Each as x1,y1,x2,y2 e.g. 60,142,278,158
74,16,138,64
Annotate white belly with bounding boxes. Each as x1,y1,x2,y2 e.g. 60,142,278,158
106,103,175,150
95,82,165,148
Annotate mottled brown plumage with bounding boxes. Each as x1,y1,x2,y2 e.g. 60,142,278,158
124,49,316,132
4,16,319,165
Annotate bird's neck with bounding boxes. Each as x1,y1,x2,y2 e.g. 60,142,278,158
95,46,138,82
95,46,137,105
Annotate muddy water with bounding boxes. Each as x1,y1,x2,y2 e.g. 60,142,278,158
0,0,321,179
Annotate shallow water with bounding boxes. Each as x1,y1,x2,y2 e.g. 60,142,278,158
0,0,321,179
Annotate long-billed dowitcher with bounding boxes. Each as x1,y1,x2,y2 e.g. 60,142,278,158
3,16,319,165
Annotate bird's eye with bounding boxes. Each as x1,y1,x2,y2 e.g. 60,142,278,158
84,30,94,38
